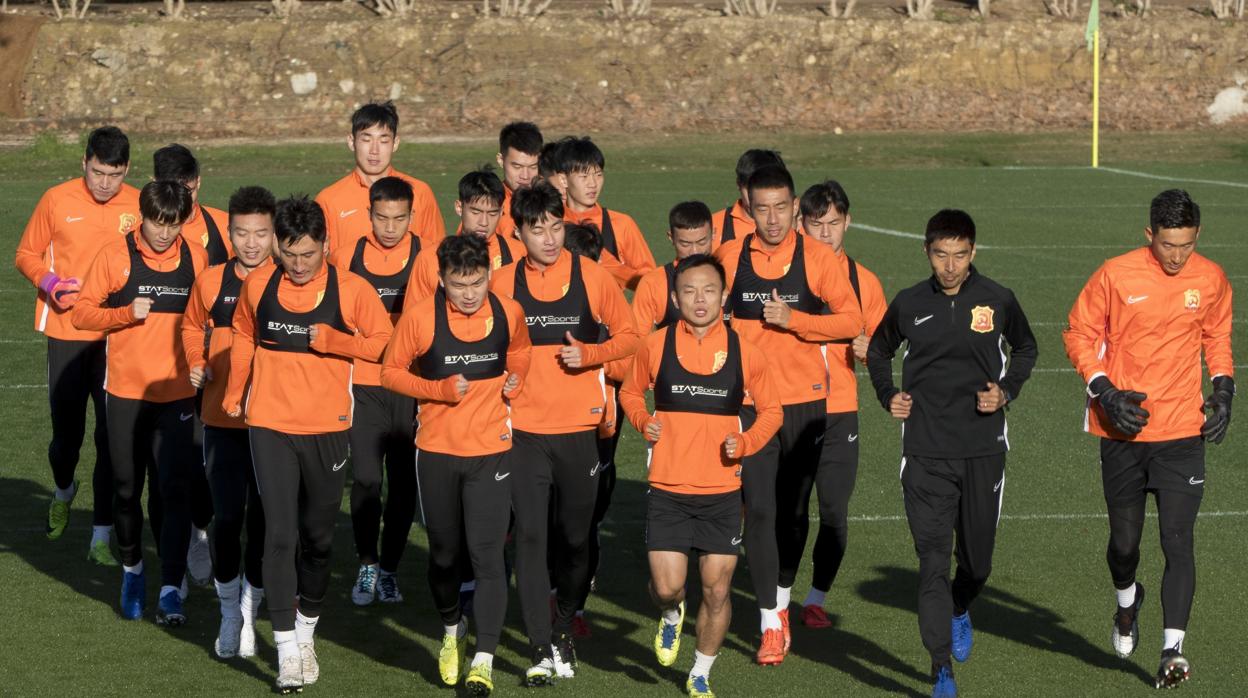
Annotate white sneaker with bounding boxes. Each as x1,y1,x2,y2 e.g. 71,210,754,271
215,615,243,658
352,564,378,606
239,619,257,658
552,635,577,679
299,642,319,685
276,655,304,693
377,572,403,603
187,528,213,587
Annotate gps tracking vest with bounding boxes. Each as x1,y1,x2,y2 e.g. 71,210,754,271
728,233,826,321
720,202,737,243
495,234,514,267
348,234,421,315
255,264,350,353
655,262,682,330
653,325,745,416
209,259,244,328
511,253,601,346
105,236,195,314
416,288,510,381
599,208,619,258
201,205,229,266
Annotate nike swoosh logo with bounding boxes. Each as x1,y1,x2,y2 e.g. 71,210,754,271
590,462,601,477
495,472,510,481
914,315,934,326
993,479,1004,493
848,433,858,442
339,209,358,218
730,537,743,546
1189,477,1204,485
65,216,84,223
179,413,194,422
1126,295,1149,305
814,434,825,445
332,459,347,472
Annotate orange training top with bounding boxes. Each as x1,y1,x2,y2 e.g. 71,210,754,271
328,232,421,386
315,167,445,254
406,233,527,306
632,263,678,332
824,251,888,414
179,204,233,264
711,200,755,250
564,204,656,290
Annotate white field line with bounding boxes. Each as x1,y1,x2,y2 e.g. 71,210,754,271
846,510,1248,523
852,224,1239,251
1098,167,1248,190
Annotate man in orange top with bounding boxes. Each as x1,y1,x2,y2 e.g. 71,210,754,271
1063,189,1234,689
72,181,210,625
315,101,445,253
538,137,570,203
327,176,423,607
493,121,543,239
710,149,786,249
181,185,276,659
381,234,532,694
489,182,639,683
14,126,139,561
789,180,889,629
223,196,393,693
621,254,782,698
154,143,232,265
632,201,715,332
714,165,863,665
557,137,656,290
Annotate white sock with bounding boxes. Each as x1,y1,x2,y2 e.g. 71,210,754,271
445,618,467,639
275,630,298,663
216,577,241,618
690,650,717,678
240,581,264,621
54,482,77,502
575,609,585,619
460,580,476,592
760,607,781,632
1116,584,1137,608
776,585,792,610
91,525,112,545
1163,629,1185,653
471,652,494,669
661,606,682,625
191,526,208,543
160,584,180,599
295,610,318,646
123,560,144,575
804,588,826,608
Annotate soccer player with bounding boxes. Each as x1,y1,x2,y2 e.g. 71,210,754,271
866,209,1037,698
223,196,393,693
621,254,782,698
315,101,445,253
632,201,715,332
153,143,232,265
71,181,210,624
181,185,276,657
493,121,543,239
14,126,138,563
558,137,656,289
381,234,532,695
327,176,423,606
711,149,786,249
714,165,863,665
537,136,571,202
1063,189,1233,689
790,180,888,628
489,182,639,683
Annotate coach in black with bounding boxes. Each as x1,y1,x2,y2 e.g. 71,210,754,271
866,209,1037,698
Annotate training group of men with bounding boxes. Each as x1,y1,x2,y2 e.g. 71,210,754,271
14,104,1233,698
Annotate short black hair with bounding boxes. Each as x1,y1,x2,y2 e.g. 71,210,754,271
736,149,785,188
458,169,506,207
559,137,605,174
746,165,795,199
539,137,572,178
924,209,976,247
674,253,727,289
499,121,543,157
669,201,713,231
511,181,564,230
800,180,851,220
369,176,414,208
152,143,199,184
274,195,327,246
139,180,193,226
437,234,491,277
1149,189,1200,232
351,101,399,136
228,185,277,220
85,126,130,167
563,223,603,262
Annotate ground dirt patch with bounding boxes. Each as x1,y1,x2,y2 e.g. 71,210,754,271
0,14,43,118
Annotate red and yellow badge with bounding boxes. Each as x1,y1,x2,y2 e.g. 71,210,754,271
1184,289,1201,310
118,213,137,234
970,305,995,333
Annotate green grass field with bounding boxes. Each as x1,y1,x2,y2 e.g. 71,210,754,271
1,132,1246,696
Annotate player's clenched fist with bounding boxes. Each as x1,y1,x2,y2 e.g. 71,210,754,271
131,296,154,320
889,391,913,420
723,432,741,459
644,416,662,442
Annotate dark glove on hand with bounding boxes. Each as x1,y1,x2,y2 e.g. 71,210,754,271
1201,376,1235,445
1090,376,1150,437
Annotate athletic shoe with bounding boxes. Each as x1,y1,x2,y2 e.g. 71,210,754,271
779,608,791,652
572,613,592,639
552,631,577,678
215,615,243,658
465,662,494,696
46,481,77,540
1154,648,1191,689
377,573,403,603
756,628,785,666
951,612,973,663
1111,583,1145,658
156,589,187,627
932,664,957,698
801,604,833,629
238,619,257,658
687,674,715,698
87,539,120,567
438,630,467,686
299,643,319,685
653,601,685,667
276,655,303,694
525,646,556,687
120,569,145,620
352,564,377,606
187,528,213,587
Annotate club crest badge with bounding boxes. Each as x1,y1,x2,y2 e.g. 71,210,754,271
118,213,137,234
970,305,994,333
484,317,494,335
201,231,210,247
712,350,728,372
1184,289,1200,310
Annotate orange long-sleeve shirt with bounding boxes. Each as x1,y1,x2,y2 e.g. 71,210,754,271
711,200,754,250
632,262,680,332
72,231,208,403
564,204,656,290
179,204,233,264
15,178,141,341
824,252,888,414
490,249,640,434
716,230,864,406
621,320,782,495
1064,246,1234,442
381,291,532,456
405,233,527,306
315,168,445,254
224,263,394,435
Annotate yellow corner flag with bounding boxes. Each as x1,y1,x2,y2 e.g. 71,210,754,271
1086,0,1100,167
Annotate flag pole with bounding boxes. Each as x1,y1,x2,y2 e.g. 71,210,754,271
1092,27,1100,169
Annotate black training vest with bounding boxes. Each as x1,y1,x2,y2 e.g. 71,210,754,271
255,265,350,353
655,262,682,330
209,260,245,328
728,234,826,321
653,325,746,416
348,235,421,314
512,253,601,346
495,234,514,267
826,255,863,345
721,203,737,244
598,208,618,259
416,288,510,381
201,206,229,266
105,236,195,314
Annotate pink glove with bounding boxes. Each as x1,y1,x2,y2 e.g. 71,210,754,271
39,273,82,310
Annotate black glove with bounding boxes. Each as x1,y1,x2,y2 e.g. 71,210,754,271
1090,376,1149,437
1201,376,1235,445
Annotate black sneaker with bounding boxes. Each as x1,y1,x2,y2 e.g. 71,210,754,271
1154,648,1191,689
524,645,555,687
1111,583,1145,658
552,631,577,678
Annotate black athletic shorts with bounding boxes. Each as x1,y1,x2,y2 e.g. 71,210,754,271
1100,436,1205,506
646,488,742,556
